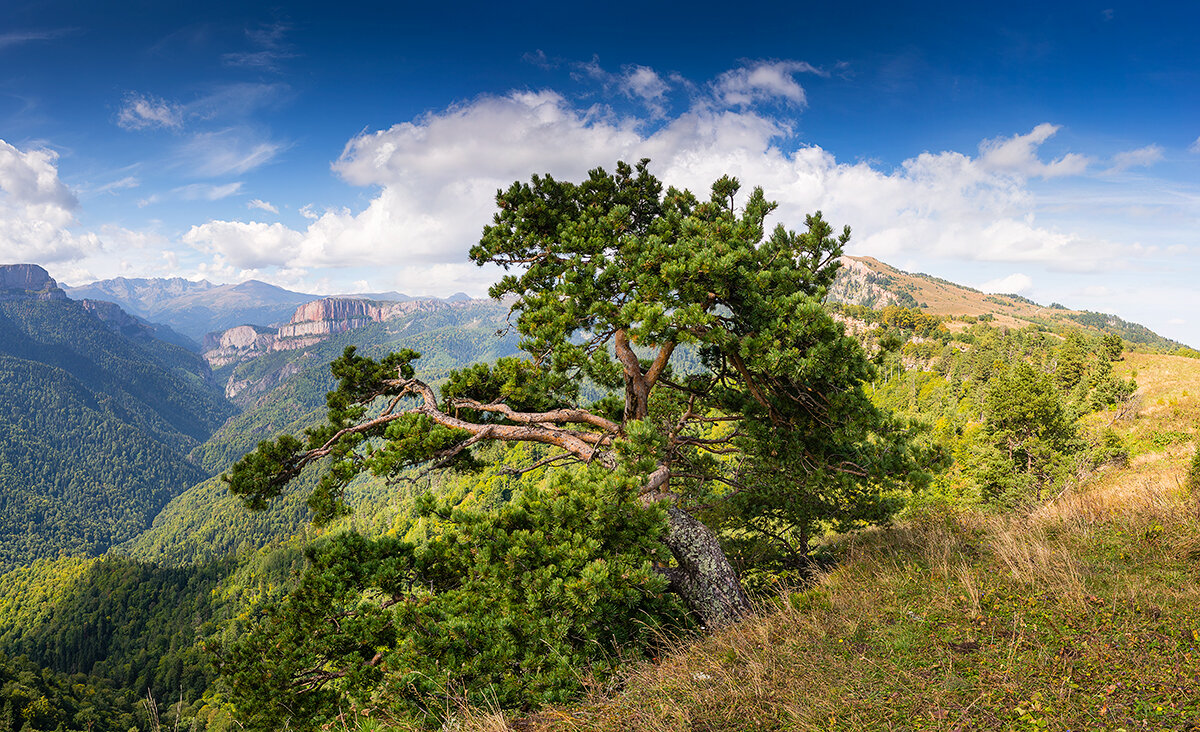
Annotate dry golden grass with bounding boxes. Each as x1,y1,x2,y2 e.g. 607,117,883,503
843,256,1096,333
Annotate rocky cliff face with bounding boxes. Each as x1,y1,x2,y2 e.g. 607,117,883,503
202,325,279,368
270,297,449,350
274,298,389,345
80,299,142,333
202,297,451,373
0,264,68,301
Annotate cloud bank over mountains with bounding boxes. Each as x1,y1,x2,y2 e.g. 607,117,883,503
0,60,1193,317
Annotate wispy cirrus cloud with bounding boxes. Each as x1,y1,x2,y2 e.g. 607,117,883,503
114,84,290,179
117,83,287,131
221,22,295,71
138,181,244,207
186,82,290,120
176,128,284,176
92,176,140,195
1108,144,1164,173
247,198,278,214
0,28,74,50
117,93,183,130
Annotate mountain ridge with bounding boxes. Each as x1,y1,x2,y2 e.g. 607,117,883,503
63,277,320,340
830,255,1189,350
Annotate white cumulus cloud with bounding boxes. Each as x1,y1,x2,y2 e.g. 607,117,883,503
0,139,100,262
182,220,303,269
623,65,669,104
980,272,1034,294
711,60,823,108
977,123,1089,179
176,64,1134,294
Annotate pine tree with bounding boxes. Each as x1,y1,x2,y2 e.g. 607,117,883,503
225,160,927,632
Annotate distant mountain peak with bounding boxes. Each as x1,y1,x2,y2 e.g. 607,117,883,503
62,276,323,340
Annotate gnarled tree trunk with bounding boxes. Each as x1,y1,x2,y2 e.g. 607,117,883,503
659,507,751,627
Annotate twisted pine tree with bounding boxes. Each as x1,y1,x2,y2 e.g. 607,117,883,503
225,159,925,628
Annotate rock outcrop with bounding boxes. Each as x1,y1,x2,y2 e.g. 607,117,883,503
270,297,450,351
202,325,279,368
201,297,452,370
0,264,68,301
80,298,143,334
274,298,391,347
827,257,905,309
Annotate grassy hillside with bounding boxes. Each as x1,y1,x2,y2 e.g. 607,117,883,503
460,352,1200,731
832,256,1188,350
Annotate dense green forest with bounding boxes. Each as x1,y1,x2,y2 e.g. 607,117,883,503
0,300,234,570
0,301,232,448
0,650,146,732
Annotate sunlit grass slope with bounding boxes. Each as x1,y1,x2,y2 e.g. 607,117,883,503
436,352,1200,732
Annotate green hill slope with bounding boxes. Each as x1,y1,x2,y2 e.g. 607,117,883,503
0,297,235,569
831,256,1189,350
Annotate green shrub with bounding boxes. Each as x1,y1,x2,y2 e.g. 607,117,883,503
223,466,688,730
1091,428,1129,469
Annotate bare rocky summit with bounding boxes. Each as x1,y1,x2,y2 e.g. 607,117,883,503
0,264,68,301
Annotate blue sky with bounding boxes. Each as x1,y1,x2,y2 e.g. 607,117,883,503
1,1,1198,344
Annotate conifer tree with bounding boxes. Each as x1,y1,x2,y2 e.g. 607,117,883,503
226,160,926,628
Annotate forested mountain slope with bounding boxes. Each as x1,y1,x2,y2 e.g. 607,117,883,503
0,268,236,570
119,298,521,566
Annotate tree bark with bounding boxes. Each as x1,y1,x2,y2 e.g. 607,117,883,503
659,507,751,627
